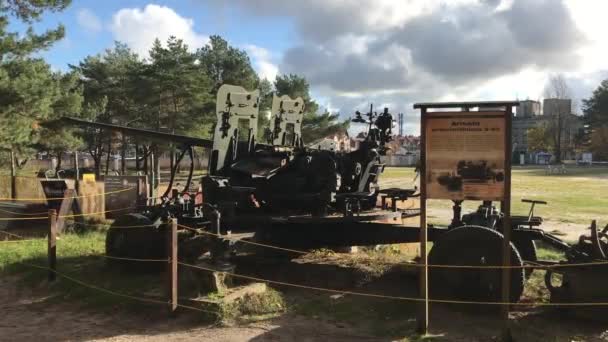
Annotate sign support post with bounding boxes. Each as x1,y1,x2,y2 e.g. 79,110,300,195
414,101,518,338
417,107,429,335
501,105,513,341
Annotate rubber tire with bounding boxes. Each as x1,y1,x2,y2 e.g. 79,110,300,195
512,237,537,278
428,225,525,304
105,214,166,270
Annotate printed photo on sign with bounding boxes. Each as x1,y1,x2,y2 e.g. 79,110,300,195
425,113,506,200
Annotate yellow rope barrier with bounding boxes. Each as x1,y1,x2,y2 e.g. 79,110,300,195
0,187,134,202
178,261,608,307
19,262,218,315
95,254,169,263
0,238,46,243
0,205,136,221
176,223,608,270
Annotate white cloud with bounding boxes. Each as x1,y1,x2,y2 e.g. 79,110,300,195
110,4,208,58
207,0,608,135
76,8,102,33
244,44,279,81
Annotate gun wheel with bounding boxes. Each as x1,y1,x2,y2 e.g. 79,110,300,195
105,213,165,270
429,225,525,304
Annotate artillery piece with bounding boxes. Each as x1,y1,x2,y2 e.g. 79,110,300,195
64,92,608,315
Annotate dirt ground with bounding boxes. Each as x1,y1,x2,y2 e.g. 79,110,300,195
0,276,378,342
4,269,608,342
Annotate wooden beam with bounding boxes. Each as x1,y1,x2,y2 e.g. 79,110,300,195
10,149,16,200
55,189,84,234
48,209,57,282
501,105,513,341
417,107,429,335
167,218,178,315
413,101,520,109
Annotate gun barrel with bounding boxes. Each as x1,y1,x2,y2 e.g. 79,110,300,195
62,117,213,148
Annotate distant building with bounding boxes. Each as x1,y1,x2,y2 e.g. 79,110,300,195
309,130,351,152
512,99,582,163
543,98,571,117
516,100,541,117
382,135,420,166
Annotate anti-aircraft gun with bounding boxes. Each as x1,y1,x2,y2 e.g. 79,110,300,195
63,84,419,269
63,91,608,313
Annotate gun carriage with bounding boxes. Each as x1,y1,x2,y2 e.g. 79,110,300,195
64,89,608,310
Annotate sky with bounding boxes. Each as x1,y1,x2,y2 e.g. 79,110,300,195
13,0,608,135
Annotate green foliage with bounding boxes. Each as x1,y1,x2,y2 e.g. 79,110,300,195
72,42,142,123
582,79,608,159
0,0,73,164
0,0,70,23
0,0,69,61
35,71,84,166
526,124,551,153
302,112,349,143
70,42,144,174
274,73,318,114
582,79,608,126
145,37,212,133
590,125,608,160
197,35,259,93
273,74,348,143
0,0,334,164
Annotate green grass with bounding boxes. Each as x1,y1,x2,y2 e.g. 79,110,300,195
0,231,166,313
381,166,608,226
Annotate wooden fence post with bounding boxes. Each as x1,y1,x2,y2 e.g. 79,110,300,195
10,149,16,200
48,209,57,281
167,218,178,315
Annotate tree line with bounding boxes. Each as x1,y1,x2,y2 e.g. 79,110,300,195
0,1,347,176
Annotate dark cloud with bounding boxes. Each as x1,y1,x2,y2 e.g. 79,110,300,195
271,0,585,95
502,0,584,51
385,0,583,84
208,0,382,43
281,44,409,92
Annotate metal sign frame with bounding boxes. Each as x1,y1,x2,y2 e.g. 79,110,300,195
414,101,518,337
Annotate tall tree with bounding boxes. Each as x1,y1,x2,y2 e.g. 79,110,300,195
257,78,273,140
526,124,551,154
146,37,211,134
582,78,608,160
274,74,347,143
0,0,69,61
36,71,84,171
543,74,573,163
192,35,259,139
71,42,144,175
274,74,319,114
0,0,72,168
197,35,259,93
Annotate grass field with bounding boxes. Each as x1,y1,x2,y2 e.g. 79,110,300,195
382,165,608,227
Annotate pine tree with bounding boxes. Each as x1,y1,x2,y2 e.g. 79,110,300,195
273,74,348,143
0,0,73,168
